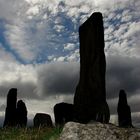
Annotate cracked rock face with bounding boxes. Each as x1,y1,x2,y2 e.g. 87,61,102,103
74,12,110,123
59,122,140,140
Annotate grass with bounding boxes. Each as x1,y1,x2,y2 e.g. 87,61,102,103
0,126,63,140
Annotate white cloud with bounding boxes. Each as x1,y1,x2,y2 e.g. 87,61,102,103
121,10,132,23
0,61,38,98
0,0,28,21
0,44,16,62
1,0,139,63
5,22,38,62
54,25,65,33
26,5,39,16
66,49,80,62
131,40,140,58
64,43,75,51
123,22,140,39
56,56,66,62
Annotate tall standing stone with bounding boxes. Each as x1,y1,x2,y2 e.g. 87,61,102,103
3,88,17,127
117,89,133,127
74,12,110,123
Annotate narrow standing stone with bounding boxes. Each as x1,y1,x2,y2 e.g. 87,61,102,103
117,89,133,127
3,88,17,127
16,100,28,127
74,12,110,123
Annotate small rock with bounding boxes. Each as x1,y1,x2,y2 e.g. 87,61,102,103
33,113,53,127
54,102,74,126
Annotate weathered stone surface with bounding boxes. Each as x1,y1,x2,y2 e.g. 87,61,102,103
54,102,74,126
3,88,17,127
34,113,53,127
74,12,110,123
16,100,27,127
117,89,133,128
59,122,140,140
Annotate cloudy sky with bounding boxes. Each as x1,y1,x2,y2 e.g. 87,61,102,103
0,0,140,127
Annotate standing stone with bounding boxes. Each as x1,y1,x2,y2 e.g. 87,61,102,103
34,113,53,127
3,88,17,127
54,102,74,126
16,100,28,127
74,12,110,123
117,89,133,128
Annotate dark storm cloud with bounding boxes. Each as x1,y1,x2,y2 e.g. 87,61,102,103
106,55,140,120
0,62,80,99
36,62,79,96
0,80,39,99
0,55,140,102
36,55,140,101
106,55,140,99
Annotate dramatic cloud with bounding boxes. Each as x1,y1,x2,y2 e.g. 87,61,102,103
106,55,140,117
0,0,140,127
0,61,38,99
2,0,139,63
36,62,79,96
106,55,140,99
0,61,79,98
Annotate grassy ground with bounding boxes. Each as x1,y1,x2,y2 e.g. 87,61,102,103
0,126,62,140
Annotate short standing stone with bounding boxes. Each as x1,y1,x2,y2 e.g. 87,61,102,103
34,113,53,127
74,12,110,123
16,100,28,127
117,89,133,127
54,102,74,126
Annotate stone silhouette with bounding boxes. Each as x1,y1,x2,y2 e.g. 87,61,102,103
3,88,17,127
34,113,53,127
117,89,133,128
16,100,27,127
54,102,74,126
74,12,110,123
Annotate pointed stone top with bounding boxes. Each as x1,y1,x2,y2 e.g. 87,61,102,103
90,12,102,18
80,12,103,30
119,89,128,105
